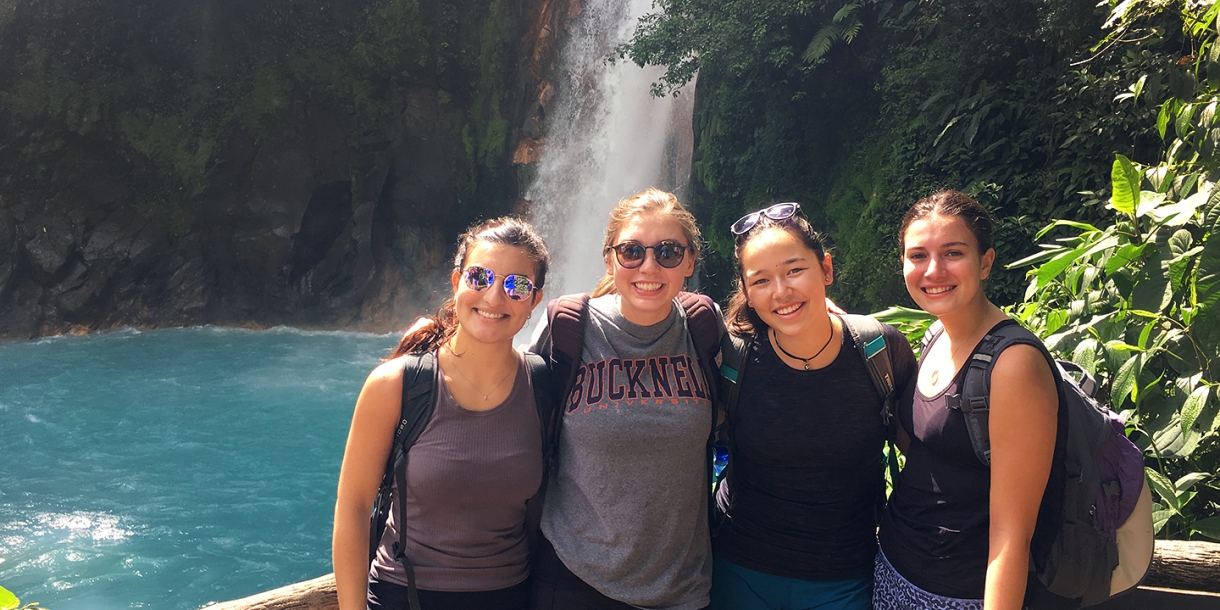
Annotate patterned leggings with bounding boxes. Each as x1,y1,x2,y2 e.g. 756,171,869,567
872,549,983,610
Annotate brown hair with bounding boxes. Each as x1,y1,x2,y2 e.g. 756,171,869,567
899,189,995,254
589,188,703,297
388,216,549,358
724,209,827,337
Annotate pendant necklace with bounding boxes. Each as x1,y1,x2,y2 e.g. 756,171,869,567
928,332,973,386
771,319,835,371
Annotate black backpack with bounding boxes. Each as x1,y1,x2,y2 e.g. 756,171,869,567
366,351,556,610
717,314,903,485
923,320,1154,606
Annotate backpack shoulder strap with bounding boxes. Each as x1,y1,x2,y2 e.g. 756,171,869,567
523,351,555,552
920,320,945,360
718,332,752,426
677,291,722,405
841,314,896,423
947,320,1048,467
546,294,591,406
381,351,438,610
525,352,557,460
841,314,902,488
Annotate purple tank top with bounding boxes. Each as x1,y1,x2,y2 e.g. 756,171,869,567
369,352,544,592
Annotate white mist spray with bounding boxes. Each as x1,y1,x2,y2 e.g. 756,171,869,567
527,0,695,301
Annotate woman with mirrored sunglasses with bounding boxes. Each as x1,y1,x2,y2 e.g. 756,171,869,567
334,216,551,610
527,188,721,610
709,203,917,610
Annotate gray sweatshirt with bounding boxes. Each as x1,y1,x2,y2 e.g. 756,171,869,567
530,294,715,610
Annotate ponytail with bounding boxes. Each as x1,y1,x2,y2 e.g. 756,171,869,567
387,300,457,358
590,274,616,297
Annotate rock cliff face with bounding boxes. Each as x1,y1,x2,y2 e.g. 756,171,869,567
0,0,575,339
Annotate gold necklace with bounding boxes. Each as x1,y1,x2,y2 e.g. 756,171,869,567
928,329,978,385
444,345,517,400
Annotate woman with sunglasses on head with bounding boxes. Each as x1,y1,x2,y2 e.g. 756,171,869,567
710,203,917,610
333,217,550,610
874,190,1065,610
528,188,720,610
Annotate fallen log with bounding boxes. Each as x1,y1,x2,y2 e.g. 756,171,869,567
1144,539,1220,593
204,540,1220,609
204,573,337,610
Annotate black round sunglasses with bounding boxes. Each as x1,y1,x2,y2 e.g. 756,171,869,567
605,240,688,269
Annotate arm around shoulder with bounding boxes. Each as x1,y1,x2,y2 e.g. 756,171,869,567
984,343,1058,610
332,359,406,610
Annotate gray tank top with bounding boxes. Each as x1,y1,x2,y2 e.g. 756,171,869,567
369,352,544,592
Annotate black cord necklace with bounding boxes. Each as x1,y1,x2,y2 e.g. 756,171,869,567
771,319,835,371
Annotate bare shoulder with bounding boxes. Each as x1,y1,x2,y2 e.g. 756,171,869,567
357,357,410,407
368,356,409,384
991,343,1054,386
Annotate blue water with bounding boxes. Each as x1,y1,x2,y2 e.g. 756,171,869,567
0,326,398,609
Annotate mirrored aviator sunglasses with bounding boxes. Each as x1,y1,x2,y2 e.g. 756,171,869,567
730,202,801,241
462,266,535,300
608,240,687,269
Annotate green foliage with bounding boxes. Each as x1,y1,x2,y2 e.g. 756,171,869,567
624,0,1173,310
983,0,1220,539
0,0,522,225
1007,0,1220,530
0,585,44,610
1011,156,1220,538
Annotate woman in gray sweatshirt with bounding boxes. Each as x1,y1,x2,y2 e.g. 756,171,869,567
529,188,717,610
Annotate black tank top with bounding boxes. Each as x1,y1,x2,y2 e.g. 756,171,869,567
878,356,991,598
878,320,1067,601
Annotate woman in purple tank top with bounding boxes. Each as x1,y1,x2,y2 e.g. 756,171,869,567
332,217,550,610
874,190,1063,609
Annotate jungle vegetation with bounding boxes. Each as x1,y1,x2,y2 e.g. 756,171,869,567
626,0,1220,539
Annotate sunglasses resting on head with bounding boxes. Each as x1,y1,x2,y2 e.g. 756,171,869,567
731,202,801,242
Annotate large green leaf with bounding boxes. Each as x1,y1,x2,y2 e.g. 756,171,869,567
1146,467,1180,509
1197,232,1220,311
1175,472,1212,492
1111,155,1142,214
1105,243,1147,275
1158,100,1173,140
1111,354,1141,410
1007,246,1066,269
1181,385,1210,432
1036,246,1088,290
1191,515,1220,541
1187,304,1220,371
1169,228,1200,291
1152,416,1202,457
1072,338,1099,375
1131,243,1172,313
0,587,17,610
1136,191,1167,218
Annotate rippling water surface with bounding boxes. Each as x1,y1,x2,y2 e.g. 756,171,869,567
0,326,397,609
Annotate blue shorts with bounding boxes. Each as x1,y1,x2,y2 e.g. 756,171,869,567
709,555,872,610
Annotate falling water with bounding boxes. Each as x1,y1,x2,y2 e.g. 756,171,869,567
526,0,696,299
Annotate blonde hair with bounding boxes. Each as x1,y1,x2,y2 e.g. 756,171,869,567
590,188,703,297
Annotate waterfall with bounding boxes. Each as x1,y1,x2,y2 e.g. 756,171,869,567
526,0,695,301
